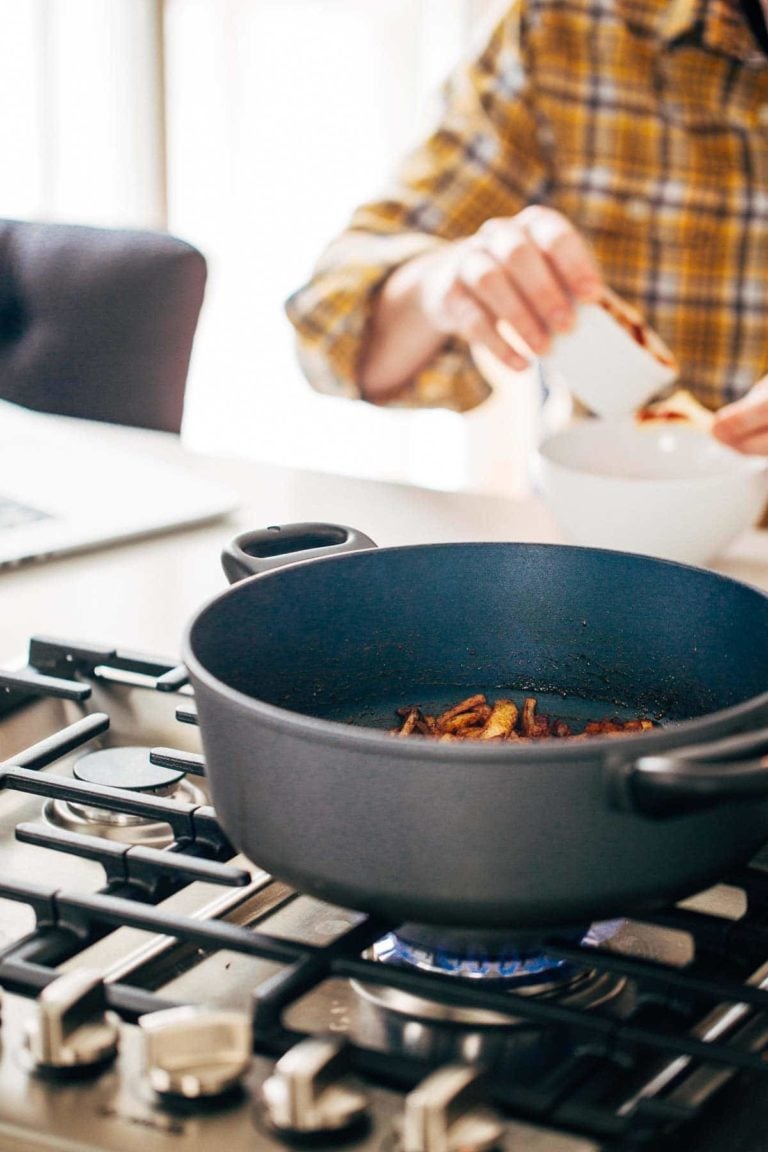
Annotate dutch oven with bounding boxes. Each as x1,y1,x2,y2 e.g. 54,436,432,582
182,523,768,932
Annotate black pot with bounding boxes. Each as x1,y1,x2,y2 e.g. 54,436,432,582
183,523,768,930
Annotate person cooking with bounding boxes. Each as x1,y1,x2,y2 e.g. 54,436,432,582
285,0,768,456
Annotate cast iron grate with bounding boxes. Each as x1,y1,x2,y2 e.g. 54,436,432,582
1,636,768,1147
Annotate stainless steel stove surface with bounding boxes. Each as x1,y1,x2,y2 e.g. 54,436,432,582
1,637,768,1151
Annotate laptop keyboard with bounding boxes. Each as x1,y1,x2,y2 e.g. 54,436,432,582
0,495,51,529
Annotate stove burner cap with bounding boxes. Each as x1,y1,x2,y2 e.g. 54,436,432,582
73,747,184,792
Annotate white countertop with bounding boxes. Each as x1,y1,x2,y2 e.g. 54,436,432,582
3,414,768,666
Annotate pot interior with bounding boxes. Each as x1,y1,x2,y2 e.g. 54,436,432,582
190,543,768,730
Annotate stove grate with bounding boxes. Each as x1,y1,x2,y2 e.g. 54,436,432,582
2,636,768,1148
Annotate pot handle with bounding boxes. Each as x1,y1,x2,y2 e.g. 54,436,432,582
611,725,768,817
221,522,377,584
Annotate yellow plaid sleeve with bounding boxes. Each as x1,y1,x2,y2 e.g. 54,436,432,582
285,2,550,412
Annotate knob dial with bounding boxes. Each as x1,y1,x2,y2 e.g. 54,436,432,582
24,969,119,1072
262,1037,368,1135
402,1064,503,1152
139,1005,252,1099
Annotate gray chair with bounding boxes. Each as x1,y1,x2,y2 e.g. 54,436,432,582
0,218,207,433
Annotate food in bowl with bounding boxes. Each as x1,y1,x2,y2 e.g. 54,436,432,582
534,418,768,565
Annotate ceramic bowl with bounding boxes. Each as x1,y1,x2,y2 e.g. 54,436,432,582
534,419,768,565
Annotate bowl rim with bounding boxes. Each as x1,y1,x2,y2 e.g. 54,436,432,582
536,420,768,485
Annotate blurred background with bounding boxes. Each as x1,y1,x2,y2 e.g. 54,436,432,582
0,0,541,494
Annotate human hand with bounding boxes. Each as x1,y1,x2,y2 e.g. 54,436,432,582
712,377,768,455
420,205,605,370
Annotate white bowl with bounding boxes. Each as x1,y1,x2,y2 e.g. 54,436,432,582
534,419,768,565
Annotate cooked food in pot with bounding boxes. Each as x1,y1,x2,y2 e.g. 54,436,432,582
392,693,657,741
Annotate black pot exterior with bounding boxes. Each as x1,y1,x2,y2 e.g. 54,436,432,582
185,541,768,929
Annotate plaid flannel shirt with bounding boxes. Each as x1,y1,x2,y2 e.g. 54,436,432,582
285,0,768,413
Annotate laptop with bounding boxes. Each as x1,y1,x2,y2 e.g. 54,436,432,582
0,399,238,569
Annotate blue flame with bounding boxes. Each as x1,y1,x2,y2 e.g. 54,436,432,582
377,920,624,985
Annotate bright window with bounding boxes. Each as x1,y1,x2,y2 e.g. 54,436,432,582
0,0,537,495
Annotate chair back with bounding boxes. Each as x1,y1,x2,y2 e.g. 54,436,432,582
0,219,207,433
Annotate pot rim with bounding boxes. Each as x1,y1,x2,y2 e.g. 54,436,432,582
183,540,768,763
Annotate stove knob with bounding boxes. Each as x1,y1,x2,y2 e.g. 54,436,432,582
139,1005,252,1099
401,1064,503,1152
262,1036,368,1136
24,969,119,1073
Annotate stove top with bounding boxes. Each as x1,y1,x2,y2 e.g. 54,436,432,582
1,636,768,1151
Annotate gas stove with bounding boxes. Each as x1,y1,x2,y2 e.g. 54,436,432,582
2,637,768,1151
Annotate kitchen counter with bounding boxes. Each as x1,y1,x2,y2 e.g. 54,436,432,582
2,413,768,664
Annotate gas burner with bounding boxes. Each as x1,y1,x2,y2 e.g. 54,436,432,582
349,926,629,1083
352,965,626,1031
354,921,627,1025
73,747,186,793
371,931,592,987
44,746,207,847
